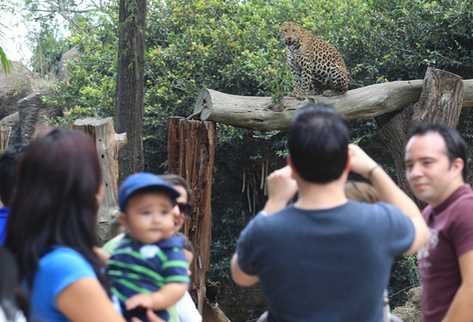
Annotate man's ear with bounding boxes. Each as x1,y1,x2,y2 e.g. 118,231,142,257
287,155,297,180
452,157,464,176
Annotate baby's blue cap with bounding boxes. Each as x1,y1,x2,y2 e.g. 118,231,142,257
118,172,180,211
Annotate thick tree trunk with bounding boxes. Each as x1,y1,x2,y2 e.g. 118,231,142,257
73,117,127,243
167,117,216,316
378,67,464,196
192,79,473,131
116,0,146,179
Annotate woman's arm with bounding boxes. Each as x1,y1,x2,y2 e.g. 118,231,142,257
57,279,167,322
56,278,125,322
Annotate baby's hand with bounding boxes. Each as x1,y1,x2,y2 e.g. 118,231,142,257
131,310,165,322
126,293,154,310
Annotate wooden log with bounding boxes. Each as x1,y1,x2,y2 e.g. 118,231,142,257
72,117,127,243
193,79,473,131
167,117,216,315
378,68,464,198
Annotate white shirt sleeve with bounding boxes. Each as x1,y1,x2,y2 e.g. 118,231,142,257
175,292,202,322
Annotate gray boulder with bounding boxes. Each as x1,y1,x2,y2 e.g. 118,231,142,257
4,92,62,148
0,62,34,119
0,61,60,149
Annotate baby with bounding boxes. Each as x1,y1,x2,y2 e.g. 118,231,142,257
106,172,189,322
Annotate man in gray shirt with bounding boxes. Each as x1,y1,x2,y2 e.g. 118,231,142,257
231,104,429,322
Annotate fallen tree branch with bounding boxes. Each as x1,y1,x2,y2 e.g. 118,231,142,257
193,79,473,131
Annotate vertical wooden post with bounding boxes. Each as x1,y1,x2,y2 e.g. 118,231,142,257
73,117,127,243
167,117,216,314
378,68,464,195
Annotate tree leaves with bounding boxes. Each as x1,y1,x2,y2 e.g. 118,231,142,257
0,46,11,73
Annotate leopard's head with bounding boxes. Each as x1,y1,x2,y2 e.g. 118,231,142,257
279,21,302,47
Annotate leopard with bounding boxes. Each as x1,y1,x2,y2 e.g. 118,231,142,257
279,21,349,97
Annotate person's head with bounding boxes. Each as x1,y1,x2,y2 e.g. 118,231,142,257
345,180,379,203
288,104,349,183
0,147,23,207
5,128,103,285
118,172,180,244
405,123,467,206
161,174,192,216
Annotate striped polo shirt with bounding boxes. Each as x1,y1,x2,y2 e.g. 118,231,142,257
107,234,189,321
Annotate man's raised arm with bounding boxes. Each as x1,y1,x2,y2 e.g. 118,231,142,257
348,144,429,255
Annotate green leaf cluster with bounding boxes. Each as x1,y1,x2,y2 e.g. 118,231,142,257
0,46,10,73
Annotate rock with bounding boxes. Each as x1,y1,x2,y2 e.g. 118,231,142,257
0,62,34,119
0,112,19,129
2,92,62,148
0,124,12,152
392,286,422,322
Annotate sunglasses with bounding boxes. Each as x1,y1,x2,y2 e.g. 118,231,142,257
177,202,192,217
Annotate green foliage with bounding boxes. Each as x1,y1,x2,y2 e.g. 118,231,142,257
389,256,420,307
42,9,118,125
30,22,69,77
0,2,12,74
0,46,11,73
346,0,473,84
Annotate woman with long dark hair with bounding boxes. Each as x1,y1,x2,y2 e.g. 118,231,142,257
5,129,162,322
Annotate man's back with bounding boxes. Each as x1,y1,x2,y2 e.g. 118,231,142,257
232,105,427,321
237,201,414,322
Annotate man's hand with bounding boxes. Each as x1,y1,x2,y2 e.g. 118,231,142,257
126,293,154,310
263,166,298,214
348,144,379,178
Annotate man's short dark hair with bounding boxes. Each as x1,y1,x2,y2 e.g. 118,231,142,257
408,123,468,179
288,104,349,183
0,148,23,206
